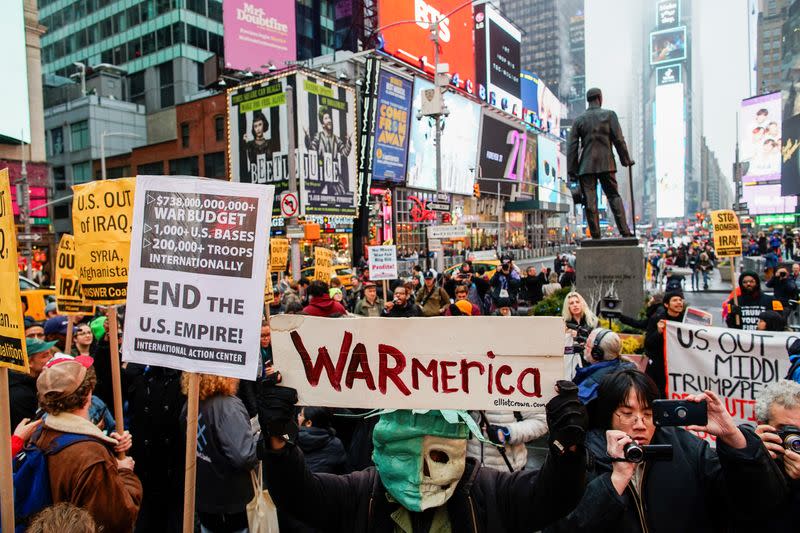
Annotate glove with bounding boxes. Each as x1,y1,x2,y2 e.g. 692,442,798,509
256,380,298,441
487,424,510,445
546,380,588,455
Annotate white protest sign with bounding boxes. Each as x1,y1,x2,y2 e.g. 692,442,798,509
665,322,796,442
122,176,274,380
271,315,564,411
368,245,398,281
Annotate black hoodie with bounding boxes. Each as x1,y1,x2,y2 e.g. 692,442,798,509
725,271,783,330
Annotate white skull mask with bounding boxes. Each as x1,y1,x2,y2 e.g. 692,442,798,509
418,435,467,510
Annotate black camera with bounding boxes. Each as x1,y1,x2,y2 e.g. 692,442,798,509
599,296,622,319
566,323,593,355
777,425,800,453
623,442,673,463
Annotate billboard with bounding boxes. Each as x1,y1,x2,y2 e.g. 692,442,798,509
657,64,682,85
740,92,781,184
0,1,29,144
655,82,686,219
477,113,526,195
377,0,476,93
228,76,290,215
742,183,798,215
474,4,522,118
406,78,481,195
297,72,358,216
657,0,681,28
372,71,413,184
223,0,296,71
650,27,687,65
538,136,560,205
782,113,800,196
521,70,541,128
538,82,562,134
521,133,537,198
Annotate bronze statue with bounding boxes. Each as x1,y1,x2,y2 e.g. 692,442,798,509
567,88,634,239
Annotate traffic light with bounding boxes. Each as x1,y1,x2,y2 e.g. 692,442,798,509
473,182,481,198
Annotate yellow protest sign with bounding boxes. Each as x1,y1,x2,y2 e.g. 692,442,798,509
270,238,289,273
710,209,742,258
55,234,95,315
314,247,334,284
0,169,28,373
72,178,135,304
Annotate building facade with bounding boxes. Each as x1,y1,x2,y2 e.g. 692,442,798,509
757,0,792,94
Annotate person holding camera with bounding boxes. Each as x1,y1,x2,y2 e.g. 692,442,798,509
563,291,599,335
545,369,786,532
490,255,522,308
766,265,798,308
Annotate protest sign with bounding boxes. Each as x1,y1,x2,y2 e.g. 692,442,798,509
72,178,135,304
271,315,564,411
682,307,712,327
55,234,95,315
270,237,289,272
665,321,795,442
314,247,334,284
710,209,742,258
0,169,27,374
368,245,397,281
122,176,273,381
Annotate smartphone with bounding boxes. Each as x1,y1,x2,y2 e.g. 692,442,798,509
652,399,708,427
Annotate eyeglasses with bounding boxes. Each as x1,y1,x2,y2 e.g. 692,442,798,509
614,411,653,425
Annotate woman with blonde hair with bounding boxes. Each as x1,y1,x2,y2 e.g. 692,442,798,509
542,271,562,297
181,373,259,533
562,291,598,335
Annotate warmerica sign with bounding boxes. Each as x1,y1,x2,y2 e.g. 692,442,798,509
271,315,564,411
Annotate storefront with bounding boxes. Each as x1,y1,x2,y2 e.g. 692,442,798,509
504,199,570,249
394,188,460,258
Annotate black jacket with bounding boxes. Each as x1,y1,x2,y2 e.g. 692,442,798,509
381,302,420,318
297,426,350,474
567,103,632,176
726,271,783,330
9,371,37,430
264,442,586,533
523,273,546,304
644,307,684,396
545,426,786,533
766,274,797,305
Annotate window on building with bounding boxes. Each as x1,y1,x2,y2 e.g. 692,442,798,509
187,0,206,16
160,62,174,108
208,0,222,22
181,123,190,147
53,166,66,191
50,127,64,156
169,156,199,175
172,22,185,44
214,116,225,141
157,0,174,15
188,25,208,49
138,161,165,174
70,121,89,151
204,152,225,179
142,31,156,55
54,204,69,220
72,161,91,184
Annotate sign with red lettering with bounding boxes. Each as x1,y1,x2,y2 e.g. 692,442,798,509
665,322,794,444
368,245,397,281
270,315,564,411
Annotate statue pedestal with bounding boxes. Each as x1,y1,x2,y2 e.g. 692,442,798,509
575,243,644,318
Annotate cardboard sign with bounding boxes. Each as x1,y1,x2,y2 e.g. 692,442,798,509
0,169,28,373
314,247,334,284
122,176,274,380
72,178,135,304
55,234,95,315
368,245,397,281
270,238,289,273
271,315,565,411
682,306,712,327
665,322,794,443
710,209,742,258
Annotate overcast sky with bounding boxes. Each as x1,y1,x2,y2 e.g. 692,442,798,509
585,0,753,181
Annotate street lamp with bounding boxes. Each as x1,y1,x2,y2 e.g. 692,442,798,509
100,131,143,180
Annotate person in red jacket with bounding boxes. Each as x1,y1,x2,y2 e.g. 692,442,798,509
303,280,347,317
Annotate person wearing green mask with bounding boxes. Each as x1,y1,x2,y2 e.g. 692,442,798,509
259,381,588,532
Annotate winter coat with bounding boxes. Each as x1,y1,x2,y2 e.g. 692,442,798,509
766,274,798,305
789,354,800,383
354,297,384,317
524,273,546,304
644,307,684,396
9,371,37,430
725,271,783,330
381,302,421,318
415,285,451,317
467,411,548,471
490,271,522,304
545,426,787,533
35,412,143,532
297,426,350,474
303,295,348,317
567,102,632,176
573,360,636,404
542,282,562,298
182,394,259,515
264,441,586,533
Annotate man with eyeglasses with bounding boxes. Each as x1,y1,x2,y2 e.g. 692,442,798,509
567,88,635,239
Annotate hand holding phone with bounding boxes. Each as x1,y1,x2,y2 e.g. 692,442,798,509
652,399,708,427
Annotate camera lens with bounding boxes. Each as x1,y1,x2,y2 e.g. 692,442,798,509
785,434,800,453
623,442,644,463
676,406,688,419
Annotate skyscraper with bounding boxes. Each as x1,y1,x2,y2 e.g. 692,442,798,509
757,0,791,94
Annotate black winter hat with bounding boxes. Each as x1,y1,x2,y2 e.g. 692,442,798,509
789,338,800,355
664,289,684,304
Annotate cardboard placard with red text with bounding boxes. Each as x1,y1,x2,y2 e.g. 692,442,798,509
270,315,564,411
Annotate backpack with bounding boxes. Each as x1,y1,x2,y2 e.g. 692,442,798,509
13,429,97,531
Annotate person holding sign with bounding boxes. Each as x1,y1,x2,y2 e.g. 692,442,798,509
725,271,783,330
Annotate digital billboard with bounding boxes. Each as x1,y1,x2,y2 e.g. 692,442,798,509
477,113,526,195
406,78,481,195
228,76,290,215
372,71,413,184
650,27,687,65
742,183,797,215
782,113,800,196
521,133,537,198
474,4,522,118
655,82,686,219
740,92,781,183
657,0,680,28
377,0,476,93
538,136,560,205
0,1,30,144
538,82,562,134
521,70,541,128
223,0,296,71
657,64,682,85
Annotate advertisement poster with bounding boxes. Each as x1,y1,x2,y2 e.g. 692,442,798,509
781,113,800,196
0,168,28,372
123,176,273,380
741,183,798,215
377,0,475,92
477,113,526,195
538,82,563,135
296,72,357,216
271,315,564,411
474,3,522,118
650,26,687,65
407,78,481,195
372,71,413,184
367,245,398,281
72,178,135,304
223,0,296,71
228,77,289,215
520,133,538,198
538,136,560,205
655,82,686,219
521,70,541,128
740,92,781,183
55,234,95,315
